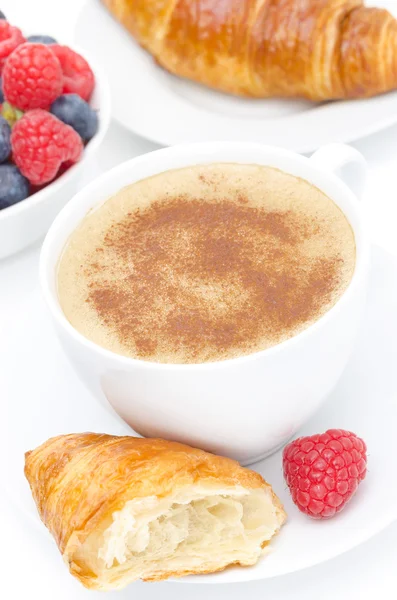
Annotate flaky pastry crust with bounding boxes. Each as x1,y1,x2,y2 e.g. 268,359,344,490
101,0,397,101
25,433,286,590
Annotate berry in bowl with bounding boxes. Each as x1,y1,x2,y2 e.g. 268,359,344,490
0,13,110,259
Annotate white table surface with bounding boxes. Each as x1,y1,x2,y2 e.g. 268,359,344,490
1,0,397,598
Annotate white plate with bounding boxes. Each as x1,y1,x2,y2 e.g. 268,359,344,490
74,0,397,152
2,245,397,585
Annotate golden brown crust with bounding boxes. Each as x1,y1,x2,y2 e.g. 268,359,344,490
25,433,285,589
101,0,397,101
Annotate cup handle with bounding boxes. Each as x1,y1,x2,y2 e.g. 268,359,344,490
309,143,367,199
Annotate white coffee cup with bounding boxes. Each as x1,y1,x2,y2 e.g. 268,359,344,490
40,142,369,465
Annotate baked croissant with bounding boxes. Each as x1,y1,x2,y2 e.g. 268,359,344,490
25,433,286,590
102,0,397,101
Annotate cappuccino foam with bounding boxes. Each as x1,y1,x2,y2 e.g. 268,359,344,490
57,163,356,363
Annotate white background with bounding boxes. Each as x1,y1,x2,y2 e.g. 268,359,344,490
1,0,397,598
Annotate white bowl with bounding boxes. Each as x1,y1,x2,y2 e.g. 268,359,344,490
0,45,111,259
40,142,369,465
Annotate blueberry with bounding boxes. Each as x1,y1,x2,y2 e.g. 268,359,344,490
0,164,29,210
50,94,98,142
0,11,6,19
0,115,11,163
0,76,3,104
26,35,58,44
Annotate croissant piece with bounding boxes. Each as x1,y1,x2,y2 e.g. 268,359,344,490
25,433,286,590
102,0,397,101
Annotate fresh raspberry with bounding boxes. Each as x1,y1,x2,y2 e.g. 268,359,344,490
283,429,367,519
50,45,94,101
0,21,25,73
3,43,63,111
11,110,83,185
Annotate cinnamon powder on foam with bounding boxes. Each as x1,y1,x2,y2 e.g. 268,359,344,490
57,164,356,364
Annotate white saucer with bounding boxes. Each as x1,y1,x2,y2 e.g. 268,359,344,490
2,245,397,585
74,0,397,152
